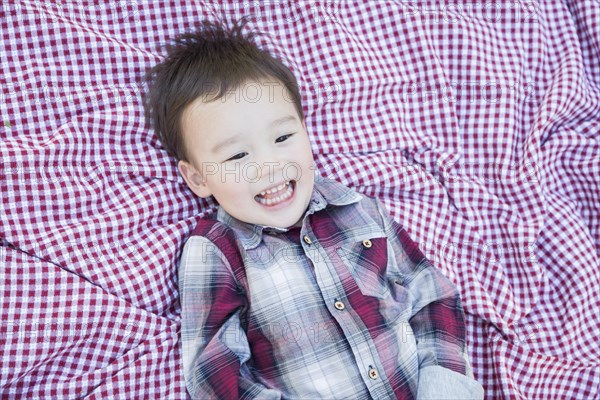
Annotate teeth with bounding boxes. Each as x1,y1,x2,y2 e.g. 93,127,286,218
256,181,293,206
259,182,288,196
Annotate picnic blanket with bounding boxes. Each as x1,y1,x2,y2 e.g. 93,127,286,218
2,1,599,398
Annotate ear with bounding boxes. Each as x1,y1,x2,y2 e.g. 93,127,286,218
178,160,212,198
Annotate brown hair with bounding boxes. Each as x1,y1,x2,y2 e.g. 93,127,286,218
144,19,304,161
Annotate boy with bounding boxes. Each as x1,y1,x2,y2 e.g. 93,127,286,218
145,19,484,399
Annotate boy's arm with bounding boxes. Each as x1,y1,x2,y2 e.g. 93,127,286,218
179,231,281,400
375,201,484,399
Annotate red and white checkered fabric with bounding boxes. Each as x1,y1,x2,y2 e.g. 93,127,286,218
2,1,599,399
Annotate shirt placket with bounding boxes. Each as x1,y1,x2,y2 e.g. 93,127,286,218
300,226,394,399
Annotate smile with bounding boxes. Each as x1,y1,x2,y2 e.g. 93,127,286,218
255,181,295,206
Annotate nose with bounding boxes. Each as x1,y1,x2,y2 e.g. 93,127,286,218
250,144,285,184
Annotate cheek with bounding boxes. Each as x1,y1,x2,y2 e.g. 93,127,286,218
242,163,261,182
293,138,314,164
294,148,315,185
222,181,248,198
206,176,238,198
301,144,315,172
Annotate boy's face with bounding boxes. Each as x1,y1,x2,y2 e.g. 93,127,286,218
178,80,315,229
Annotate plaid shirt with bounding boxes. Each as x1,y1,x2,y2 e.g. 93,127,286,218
180,178,483,399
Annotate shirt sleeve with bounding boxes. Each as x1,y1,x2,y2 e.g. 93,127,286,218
179,230,282,400
374,201,484,399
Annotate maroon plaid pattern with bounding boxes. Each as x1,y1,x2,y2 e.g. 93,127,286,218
1,1,599,399
180,178,479,398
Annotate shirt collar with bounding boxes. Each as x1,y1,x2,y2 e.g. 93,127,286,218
216,177,363,250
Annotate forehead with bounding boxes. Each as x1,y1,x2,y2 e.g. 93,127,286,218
204,78,294,103
180,80,300,153
184,79,297,120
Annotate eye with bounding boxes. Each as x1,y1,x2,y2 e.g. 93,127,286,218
225,152,247,162
275,133,295,143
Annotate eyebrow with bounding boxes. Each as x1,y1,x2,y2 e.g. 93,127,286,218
210,115,299,154
269,115,297,128
211,132,244,154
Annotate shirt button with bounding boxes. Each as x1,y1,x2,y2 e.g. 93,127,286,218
368,366,379,380
362,239,372,248
303,235,312,245
334,300,345,311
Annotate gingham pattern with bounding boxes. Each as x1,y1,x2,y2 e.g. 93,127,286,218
180,178,481,399
1,1,598,399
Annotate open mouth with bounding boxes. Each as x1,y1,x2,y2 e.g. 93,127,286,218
255,180,295,206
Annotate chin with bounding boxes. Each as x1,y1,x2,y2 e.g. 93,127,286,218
263,213,303,229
